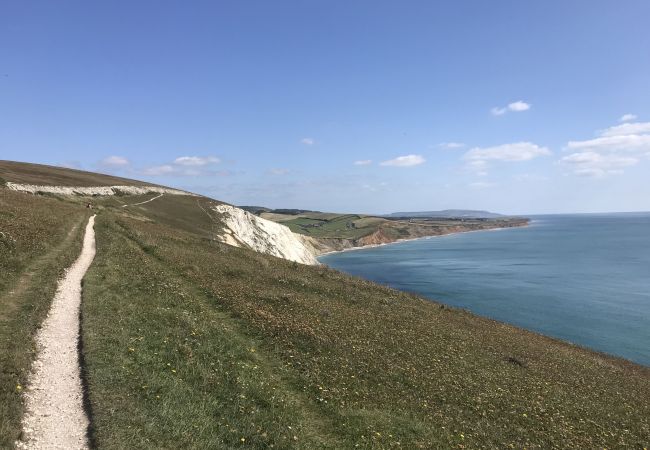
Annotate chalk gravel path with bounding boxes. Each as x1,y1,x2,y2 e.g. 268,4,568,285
121,192,163,207
18,215,96,450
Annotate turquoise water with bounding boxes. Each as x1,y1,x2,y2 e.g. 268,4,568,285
319,214,650,366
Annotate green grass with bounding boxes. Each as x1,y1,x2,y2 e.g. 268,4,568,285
82,215,343,449
0,189,89,446
80,206,649,449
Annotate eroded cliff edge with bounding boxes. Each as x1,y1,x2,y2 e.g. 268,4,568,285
212,204,319,265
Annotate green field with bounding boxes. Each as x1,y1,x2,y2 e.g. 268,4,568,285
280,214,379,239
1,163,649,449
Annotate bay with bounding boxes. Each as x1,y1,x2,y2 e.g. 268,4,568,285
319,213,650,366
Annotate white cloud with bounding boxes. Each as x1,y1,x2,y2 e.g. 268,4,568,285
300,138,315,146
469,181,496,189
100,156,130,167
269,168,290,175
561,121,650,177
567,134,650,153
173,156,220,166
379,154,426,167
599,122,650,137
559,152,638,178
438,142,465,149
142,164,175,176
141,155,222,176
491,100,531,116
508,101,531,112
619,113,637,122
464,142,551,164
354,159,372,166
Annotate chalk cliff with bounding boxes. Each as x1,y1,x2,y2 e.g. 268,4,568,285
6,182,192,196
212,204,318,265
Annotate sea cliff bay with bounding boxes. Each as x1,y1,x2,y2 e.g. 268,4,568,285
320,213,650,367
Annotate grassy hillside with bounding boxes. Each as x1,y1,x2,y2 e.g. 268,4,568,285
81,202,649,449
0,160,159,187
0,189,89,446
1,163,649,448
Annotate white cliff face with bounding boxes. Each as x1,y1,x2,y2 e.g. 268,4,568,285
212,204,318,265
6,182,193,196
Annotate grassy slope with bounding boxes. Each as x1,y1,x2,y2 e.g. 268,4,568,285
83,215,342,449
0,189,89,446
0,160,159,187
81,202,649,449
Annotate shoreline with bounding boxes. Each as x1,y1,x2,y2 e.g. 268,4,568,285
317,221,531,258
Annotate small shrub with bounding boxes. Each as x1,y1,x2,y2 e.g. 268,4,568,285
505,356,527,367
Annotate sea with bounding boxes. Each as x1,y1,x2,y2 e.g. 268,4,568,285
319,213,650,367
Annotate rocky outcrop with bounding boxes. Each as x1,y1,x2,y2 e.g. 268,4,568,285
212,204,318,265
6,182,192,196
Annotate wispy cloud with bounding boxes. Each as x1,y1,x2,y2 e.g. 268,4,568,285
491,100,531,116
599,121,650,137
567,134,650,152
173,156,220,166
463,142,551,174
619,113,637,122
380,154,425,167
438,142,465,149
559,152,638,177
142,164,175,176
300,138,315,146
354,159,372,166
561,121,650,177
99,155,130,168
141,155,221,176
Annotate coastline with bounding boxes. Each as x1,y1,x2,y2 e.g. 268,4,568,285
317,220,531,258
315,214,650,367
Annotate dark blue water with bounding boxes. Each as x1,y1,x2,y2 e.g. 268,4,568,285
320,214,650,366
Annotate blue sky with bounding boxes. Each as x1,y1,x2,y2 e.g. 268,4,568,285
2,1,650,214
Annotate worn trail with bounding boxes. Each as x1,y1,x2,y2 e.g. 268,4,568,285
121,192,164,207
18,215,97,450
